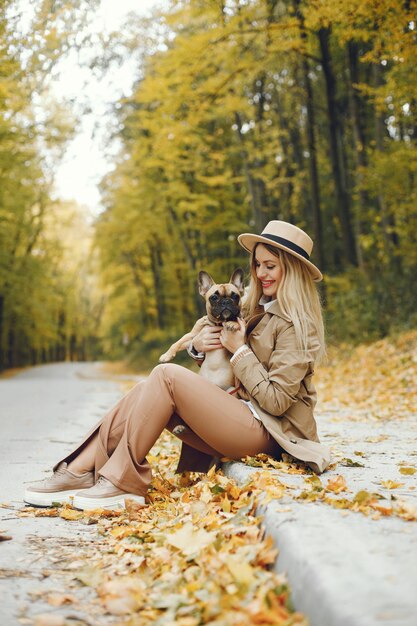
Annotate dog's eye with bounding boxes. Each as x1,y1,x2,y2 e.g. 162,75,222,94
230,293,240,302
209,294,219,303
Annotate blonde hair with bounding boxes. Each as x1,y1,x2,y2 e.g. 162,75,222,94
242,243,326,362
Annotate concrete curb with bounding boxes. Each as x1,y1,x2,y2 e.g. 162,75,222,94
222,412,417,626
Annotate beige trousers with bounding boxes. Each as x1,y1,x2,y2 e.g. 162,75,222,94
69,364,281,496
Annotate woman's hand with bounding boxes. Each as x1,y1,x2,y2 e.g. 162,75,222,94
220,317,246,354
192,324,223,353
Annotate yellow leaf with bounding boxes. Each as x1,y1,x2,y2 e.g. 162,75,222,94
399,467,416,475
221,495,231,513
326,475,348,493
226,556,256,588
110,525,137,539
59,509,83,521
165,522,216,556
380,480,404,489
371,504,393,516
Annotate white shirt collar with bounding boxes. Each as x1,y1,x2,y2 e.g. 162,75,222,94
259,296,277,312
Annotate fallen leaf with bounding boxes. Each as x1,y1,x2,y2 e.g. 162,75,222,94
399,467,416,475
73,565,104,587
340,458,365,468
59,509,83,521
380,480,404,489
371,504,393,516
165,522,216,556
326,475,348,494
226,556,255,588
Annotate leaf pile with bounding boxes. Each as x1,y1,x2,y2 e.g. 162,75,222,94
316,330,417,420
21,432,306,626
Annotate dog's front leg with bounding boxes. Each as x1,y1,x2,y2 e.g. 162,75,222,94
159,316,209,362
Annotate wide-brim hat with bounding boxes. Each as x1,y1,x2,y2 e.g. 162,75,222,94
238,220,323,282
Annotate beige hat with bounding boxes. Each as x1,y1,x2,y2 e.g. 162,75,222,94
238,220,323,282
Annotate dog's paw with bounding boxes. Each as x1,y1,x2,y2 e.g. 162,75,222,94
159,351,174,363
223,321,239,332
172,425,189,438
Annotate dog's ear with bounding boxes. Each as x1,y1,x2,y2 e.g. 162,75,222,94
229,268,245,294
198,271,215,296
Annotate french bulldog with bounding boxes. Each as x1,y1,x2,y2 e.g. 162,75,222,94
159,268,245,391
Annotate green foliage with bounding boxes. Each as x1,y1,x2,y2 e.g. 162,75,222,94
2,0,417,370
325,265,417,344
0,0,101,370
92,0,417,365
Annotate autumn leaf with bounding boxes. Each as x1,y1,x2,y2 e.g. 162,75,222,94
226,556,256,588
326,475,348,494
165,522,217,556
74,565,104,587
59,508,83,521
371,504,393,516
399,467,416,475
380,480,404,489
98,578,145,615
339,458,365,468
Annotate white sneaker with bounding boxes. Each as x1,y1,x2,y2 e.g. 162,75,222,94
24,462,94,507
72,476,146,510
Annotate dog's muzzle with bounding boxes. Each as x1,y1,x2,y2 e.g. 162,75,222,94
211,299,240,322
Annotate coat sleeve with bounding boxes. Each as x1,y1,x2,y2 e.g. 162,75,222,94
231,324,315,417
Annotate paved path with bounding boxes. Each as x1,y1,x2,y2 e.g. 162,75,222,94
0,362,134,625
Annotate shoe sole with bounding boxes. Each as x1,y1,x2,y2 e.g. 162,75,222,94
72,494,146,511
23,488,90,508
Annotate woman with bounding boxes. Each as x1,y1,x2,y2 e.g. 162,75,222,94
24,220,331,510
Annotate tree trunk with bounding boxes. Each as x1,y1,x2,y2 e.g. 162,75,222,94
149,241,165,329
301,56,325,272
234,112,264,231
318,27,358,266
346,40,370,268
372,63,400,251
293,0,324,271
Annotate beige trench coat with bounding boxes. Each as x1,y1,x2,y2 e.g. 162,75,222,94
176,300,331,475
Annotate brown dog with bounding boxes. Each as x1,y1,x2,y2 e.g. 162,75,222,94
159,268,245,390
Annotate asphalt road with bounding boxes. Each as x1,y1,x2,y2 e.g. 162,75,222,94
0,362,133,625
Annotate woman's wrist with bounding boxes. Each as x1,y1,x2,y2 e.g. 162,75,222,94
232,344,248,357
230,344,252,365
187,342,205,360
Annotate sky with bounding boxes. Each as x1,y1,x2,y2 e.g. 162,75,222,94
51,0,166,215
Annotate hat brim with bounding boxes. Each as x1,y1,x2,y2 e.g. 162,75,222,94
238,233,323,282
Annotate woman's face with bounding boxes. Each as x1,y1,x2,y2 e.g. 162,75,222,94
254,244,283,298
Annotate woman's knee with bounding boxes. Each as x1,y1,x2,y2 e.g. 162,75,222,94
151,362,186,382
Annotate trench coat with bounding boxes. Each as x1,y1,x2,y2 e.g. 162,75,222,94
176,300,331,475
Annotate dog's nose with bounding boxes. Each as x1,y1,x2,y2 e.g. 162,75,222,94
221,309,233,320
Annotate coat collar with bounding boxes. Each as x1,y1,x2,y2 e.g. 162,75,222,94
245,299,292,335
263,299,292,322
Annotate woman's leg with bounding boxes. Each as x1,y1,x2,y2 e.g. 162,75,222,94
97,363,280,497
67,434,98,475
67,415,219,475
